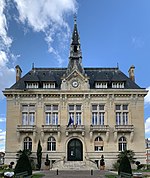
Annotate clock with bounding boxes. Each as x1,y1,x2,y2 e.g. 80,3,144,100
72,80,79,88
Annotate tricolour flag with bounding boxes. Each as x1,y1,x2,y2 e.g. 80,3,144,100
67,116,74,127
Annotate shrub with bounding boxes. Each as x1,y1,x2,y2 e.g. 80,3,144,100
9,162,14,169
45,154,50,166
112,162,119,171
14,151,32,176
100,155,105,166
118,155,132,175
118,150,136,164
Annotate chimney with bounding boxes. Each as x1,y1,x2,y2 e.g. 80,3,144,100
128,65,135,82
15,65,22,82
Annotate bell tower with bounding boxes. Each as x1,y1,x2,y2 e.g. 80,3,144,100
61,16,89,90
66,15,84,75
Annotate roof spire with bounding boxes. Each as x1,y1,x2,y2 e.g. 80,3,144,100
74,13,77,24
71,14,80,45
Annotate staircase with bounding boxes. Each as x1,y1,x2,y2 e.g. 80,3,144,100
52,160,98,170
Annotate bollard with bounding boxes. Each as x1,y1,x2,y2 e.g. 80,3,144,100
57,169,58,175
91,169,93,175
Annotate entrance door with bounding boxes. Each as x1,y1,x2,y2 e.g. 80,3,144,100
67,139,83,161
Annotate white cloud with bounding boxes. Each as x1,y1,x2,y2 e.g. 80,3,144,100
0,0,19,99
0,130,5,152
0,0,12,48
0,65,15,99
0,115,6,122
14,0,77,66
145,87,150,104
145,117,150,134
14,0,77,32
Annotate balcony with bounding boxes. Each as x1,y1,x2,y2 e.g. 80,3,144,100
41,125,61,142
90,125,110,142
41,125,60,133
16,125,37,142
114,125,134,133
66,125,85,136
17,125,36,133
114,125,134,142
90,125,109,133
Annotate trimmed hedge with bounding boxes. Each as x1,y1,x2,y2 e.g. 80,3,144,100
14,151,32,176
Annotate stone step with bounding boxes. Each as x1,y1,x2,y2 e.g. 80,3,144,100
52,160,98,170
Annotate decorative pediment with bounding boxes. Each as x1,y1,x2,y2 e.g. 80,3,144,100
61,69,89,90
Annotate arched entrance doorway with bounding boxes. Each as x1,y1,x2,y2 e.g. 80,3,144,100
67,138,83,161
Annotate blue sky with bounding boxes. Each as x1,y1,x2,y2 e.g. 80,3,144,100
0,0,150,151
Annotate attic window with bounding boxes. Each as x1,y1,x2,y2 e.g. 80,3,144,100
43,82,55,89
26,83,39,89
112,82,124,89
95,82,108,89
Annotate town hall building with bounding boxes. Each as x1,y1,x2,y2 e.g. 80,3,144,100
3,18,147,169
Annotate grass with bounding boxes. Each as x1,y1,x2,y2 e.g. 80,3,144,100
32,173,45,178
105,175,116,178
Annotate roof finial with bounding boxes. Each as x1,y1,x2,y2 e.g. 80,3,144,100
117,62,119,69
32,62,34,70
74,13,77,24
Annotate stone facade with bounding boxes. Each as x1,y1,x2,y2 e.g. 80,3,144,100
3,18,147,169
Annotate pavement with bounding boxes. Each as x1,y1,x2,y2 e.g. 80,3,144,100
38,170,116,178
34,170,150,178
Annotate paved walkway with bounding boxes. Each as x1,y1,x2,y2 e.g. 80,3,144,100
39,170,115,178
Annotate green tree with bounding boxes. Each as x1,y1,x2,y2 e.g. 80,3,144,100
118,155,132,175
37,140,42,170
16,149,32,159
14,151,32,175
118,150,136,164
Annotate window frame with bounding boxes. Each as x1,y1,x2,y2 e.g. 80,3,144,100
47,136,56,151
24,137,32,151
118,136,127,152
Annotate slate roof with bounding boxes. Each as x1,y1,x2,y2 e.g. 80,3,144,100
9,67,141,90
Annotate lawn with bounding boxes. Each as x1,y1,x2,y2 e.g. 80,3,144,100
32,173,45,178
105,175,116,178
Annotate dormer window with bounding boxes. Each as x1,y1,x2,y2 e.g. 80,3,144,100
26,83,39,89
43,82,55,89
95,82,108,88
112,82,124,88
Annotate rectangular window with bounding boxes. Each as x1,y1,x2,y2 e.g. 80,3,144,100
26,83,39,88
115,104,129,125
45,104,58,125
123,104,128,110
22,104,35,125
116,105,121,110
22,112,28,125
95,82,108,88
43,82,55,89
112,82,125,88
92,104,105,125
68,104,82,125
95,146,103,151
46,113,51,125
29,112,35,125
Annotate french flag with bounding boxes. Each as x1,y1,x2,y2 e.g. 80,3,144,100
67,116,74,127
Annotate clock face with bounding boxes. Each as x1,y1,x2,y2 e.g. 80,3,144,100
72,80,79,88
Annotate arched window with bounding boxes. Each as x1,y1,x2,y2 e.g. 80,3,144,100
24,137,32,150
118,136,127,151
47,137,56,151
94,136,103,151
